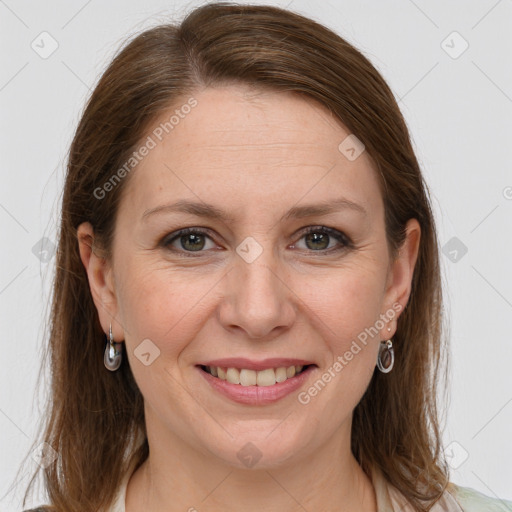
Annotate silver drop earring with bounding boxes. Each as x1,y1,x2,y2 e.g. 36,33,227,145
104,323,123,371
377,326,394,373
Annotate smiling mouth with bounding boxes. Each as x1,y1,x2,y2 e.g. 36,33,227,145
199,364,313,386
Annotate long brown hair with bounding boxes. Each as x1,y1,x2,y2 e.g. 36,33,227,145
22,2,450,510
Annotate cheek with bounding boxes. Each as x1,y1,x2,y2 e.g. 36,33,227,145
116,270,209,401
114,258,221,354
296,264,386,343
292,263,385,406
296,273,382,420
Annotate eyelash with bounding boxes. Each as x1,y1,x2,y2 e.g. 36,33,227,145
160,226,353,257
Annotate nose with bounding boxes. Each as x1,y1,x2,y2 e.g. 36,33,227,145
217,250,296,340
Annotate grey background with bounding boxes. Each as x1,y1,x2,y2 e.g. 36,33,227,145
1,0,511,509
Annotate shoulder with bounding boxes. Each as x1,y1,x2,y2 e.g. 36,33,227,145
447,482,512,511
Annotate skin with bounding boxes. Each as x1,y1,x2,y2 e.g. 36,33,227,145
78,84,420,511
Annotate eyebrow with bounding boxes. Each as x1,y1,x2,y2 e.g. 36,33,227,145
142,197,367,223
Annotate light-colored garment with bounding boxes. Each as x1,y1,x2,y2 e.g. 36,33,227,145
110,459,512,511
369,464,512,511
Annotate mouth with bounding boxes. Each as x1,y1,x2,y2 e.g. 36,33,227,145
195,361,318,405
198,364,314,386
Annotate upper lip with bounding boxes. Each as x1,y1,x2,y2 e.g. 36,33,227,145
197,358,316,372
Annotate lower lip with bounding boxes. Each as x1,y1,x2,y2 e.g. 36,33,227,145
196,365,316,405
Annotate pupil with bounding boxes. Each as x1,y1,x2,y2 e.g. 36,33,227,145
306,232,329,250
182,234,204,251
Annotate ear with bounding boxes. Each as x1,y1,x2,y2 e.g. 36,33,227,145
77,222,123,341
380,218,421,338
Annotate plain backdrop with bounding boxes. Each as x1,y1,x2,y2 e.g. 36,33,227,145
1,0,511,509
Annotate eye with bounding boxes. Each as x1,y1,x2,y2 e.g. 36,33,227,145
161,225,352,257
162,228,217,255
292,226,352,253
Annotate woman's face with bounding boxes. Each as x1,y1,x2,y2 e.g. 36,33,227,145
81,84,419,469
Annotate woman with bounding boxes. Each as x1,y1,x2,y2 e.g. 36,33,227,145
22,2,512,511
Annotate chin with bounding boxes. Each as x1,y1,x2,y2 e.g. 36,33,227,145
204,429,309,471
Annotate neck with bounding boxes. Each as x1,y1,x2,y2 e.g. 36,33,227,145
125,414,376,512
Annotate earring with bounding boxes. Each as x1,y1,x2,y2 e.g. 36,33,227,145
104,323,123,371
377,339,394,373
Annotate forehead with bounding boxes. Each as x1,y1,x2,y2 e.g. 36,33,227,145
120,84,383,221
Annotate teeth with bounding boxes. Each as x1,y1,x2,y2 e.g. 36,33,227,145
226,368,240,384
275,367,288,383
256,368,276,387
205,364,307,386
240,369,257,386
